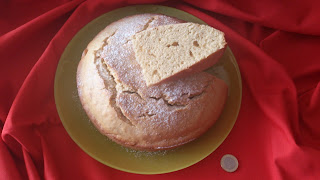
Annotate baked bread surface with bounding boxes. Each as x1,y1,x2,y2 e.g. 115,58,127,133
77,14,228,151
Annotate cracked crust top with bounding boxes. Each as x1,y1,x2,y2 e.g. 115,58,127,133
77,14,228,151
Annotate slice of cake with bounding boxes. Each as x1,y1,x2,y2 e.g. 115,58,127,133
132,22,227,86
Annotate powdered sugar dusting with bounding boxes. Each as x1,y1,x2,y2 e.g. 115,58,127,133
91,14,219,150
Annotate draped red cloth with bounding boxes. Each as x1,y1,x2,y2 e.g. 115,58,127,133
1,0,320,179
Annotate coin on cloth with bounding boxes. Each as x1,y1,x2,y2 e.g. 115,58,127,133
221,154,239,172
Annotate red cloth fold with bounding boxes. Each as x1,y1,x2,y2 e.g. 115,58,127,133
1,0,319,179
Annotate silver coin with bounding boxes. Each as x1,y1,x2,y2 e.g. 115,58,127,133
221,154,239,172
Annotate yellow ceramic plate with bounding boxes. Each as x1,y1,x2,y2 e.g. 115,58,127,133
54,5,242,174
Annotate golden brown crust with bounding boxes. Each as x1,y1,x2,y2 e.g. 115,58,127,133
77,13,228,151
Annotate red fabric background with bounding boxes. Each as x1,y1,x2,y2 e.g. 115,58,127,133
1,0,320,179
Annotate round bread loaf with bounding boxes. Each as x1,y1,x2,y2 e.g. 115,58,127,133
77,14,228,151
